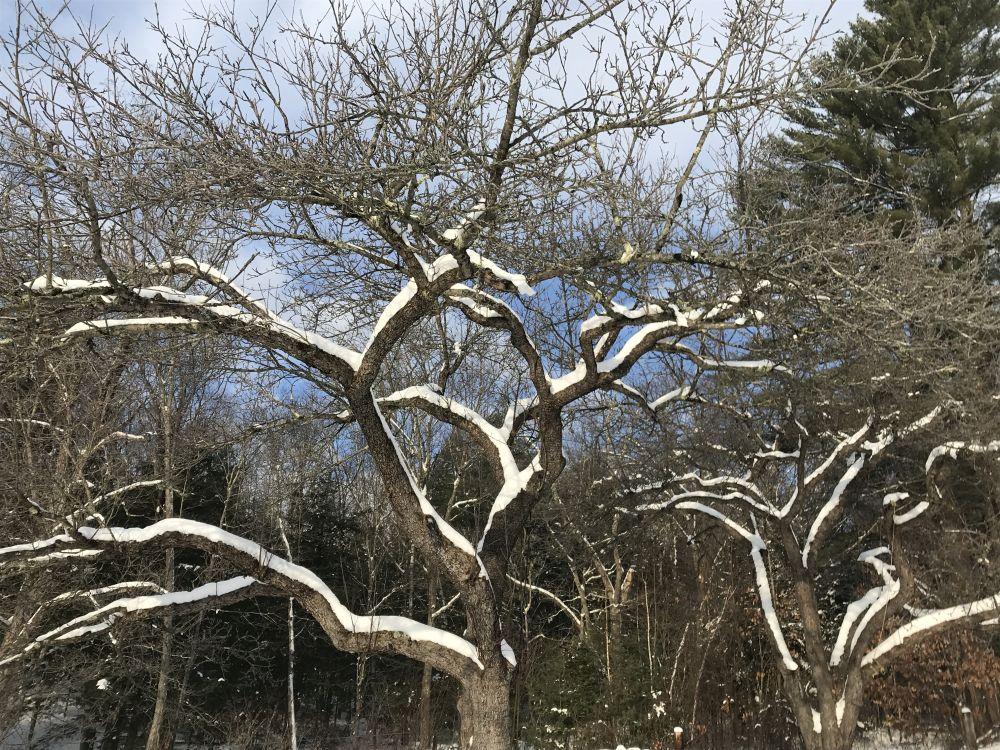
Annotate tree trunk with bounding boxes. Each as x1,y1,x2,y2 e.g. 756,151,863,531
960,703,978,750
796,715,856,750
80,725,97,750
418,664,434,749
123,711,143,750
279,521,298,750
798,724,820,750
986,685,1000,728
285,596,298,750
169,611,205,738
146,581,175,749
25,709,38,750
353,653,367,738
146,372,176,750
457,671,512,750
419,572,438,750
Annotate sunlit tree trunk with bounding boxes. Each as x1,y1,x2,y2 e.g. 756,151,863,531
458,670,513,750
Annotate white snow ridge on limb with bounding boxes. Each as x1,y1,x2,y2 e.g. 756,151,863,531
925,439,1000,473
39,576,259,642
863,592,1000,667
24,275,111,294
25,272,365,372
0,519,486,673
78,521,484,665
645,499,799,672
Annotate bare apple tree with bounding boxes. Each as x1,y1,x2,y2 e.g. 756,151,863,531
0,0,836,746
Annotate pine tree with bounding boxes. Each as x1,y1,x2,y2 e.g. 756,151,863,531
777,0,1000,234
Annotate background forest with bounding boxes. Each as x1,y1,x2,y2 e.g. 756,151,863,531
0,0,998,749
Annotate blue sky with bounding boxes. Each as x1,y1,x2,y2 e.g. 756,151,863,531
3,1,868,60
0,0,872,318
0,0,870,167
3,1,868,28
9,0,869,150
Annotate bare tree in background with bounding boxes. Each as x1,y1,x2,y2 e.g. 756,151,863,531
634,195,1000,750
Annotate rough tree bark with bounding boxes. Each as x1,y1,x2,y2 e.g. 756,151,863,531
458,670,514,750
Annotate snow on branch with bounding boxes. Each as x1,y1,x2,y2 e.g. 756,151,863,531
0,533,75,558
670,473,776,515
925,439,1000,473
797,406,952,565
150,256,280,322
480,455,541,551
548,295,755,398
578,283,768,342
62,479,165,528
61,317,203,339
432,199,533,293
88,430,153,451
646,385,700,410
466,250,534,296
639,499,798,671
0,519,486,677
801,456,865,567
25,277,364,374
375,385,539,551
550,323,685,397
36,581,167,615
829,548,899,667
364,279,420,362
0,421,154,454
133,286,364,371
370,396,486,576
443,285,549,395
679,502,798,672
441,201,487,248
891,499,930,526
0,418,66,434
619,383,743,417
578,300,671,334
380,385,511,449
24,549,104,565
40,576,261,643
2,577,265,667
862,592,1000,669
24,276,111,294
665,342,790,375
756,448,800,460
861,405,946,456
799,420,872,492
507,574,584,632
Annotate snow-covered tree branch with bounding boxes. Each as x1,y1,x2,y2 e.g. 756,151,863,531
639,402,1000,750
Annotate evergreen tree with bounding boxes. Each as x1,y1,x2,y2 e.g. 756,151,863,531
777,0,1000,236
